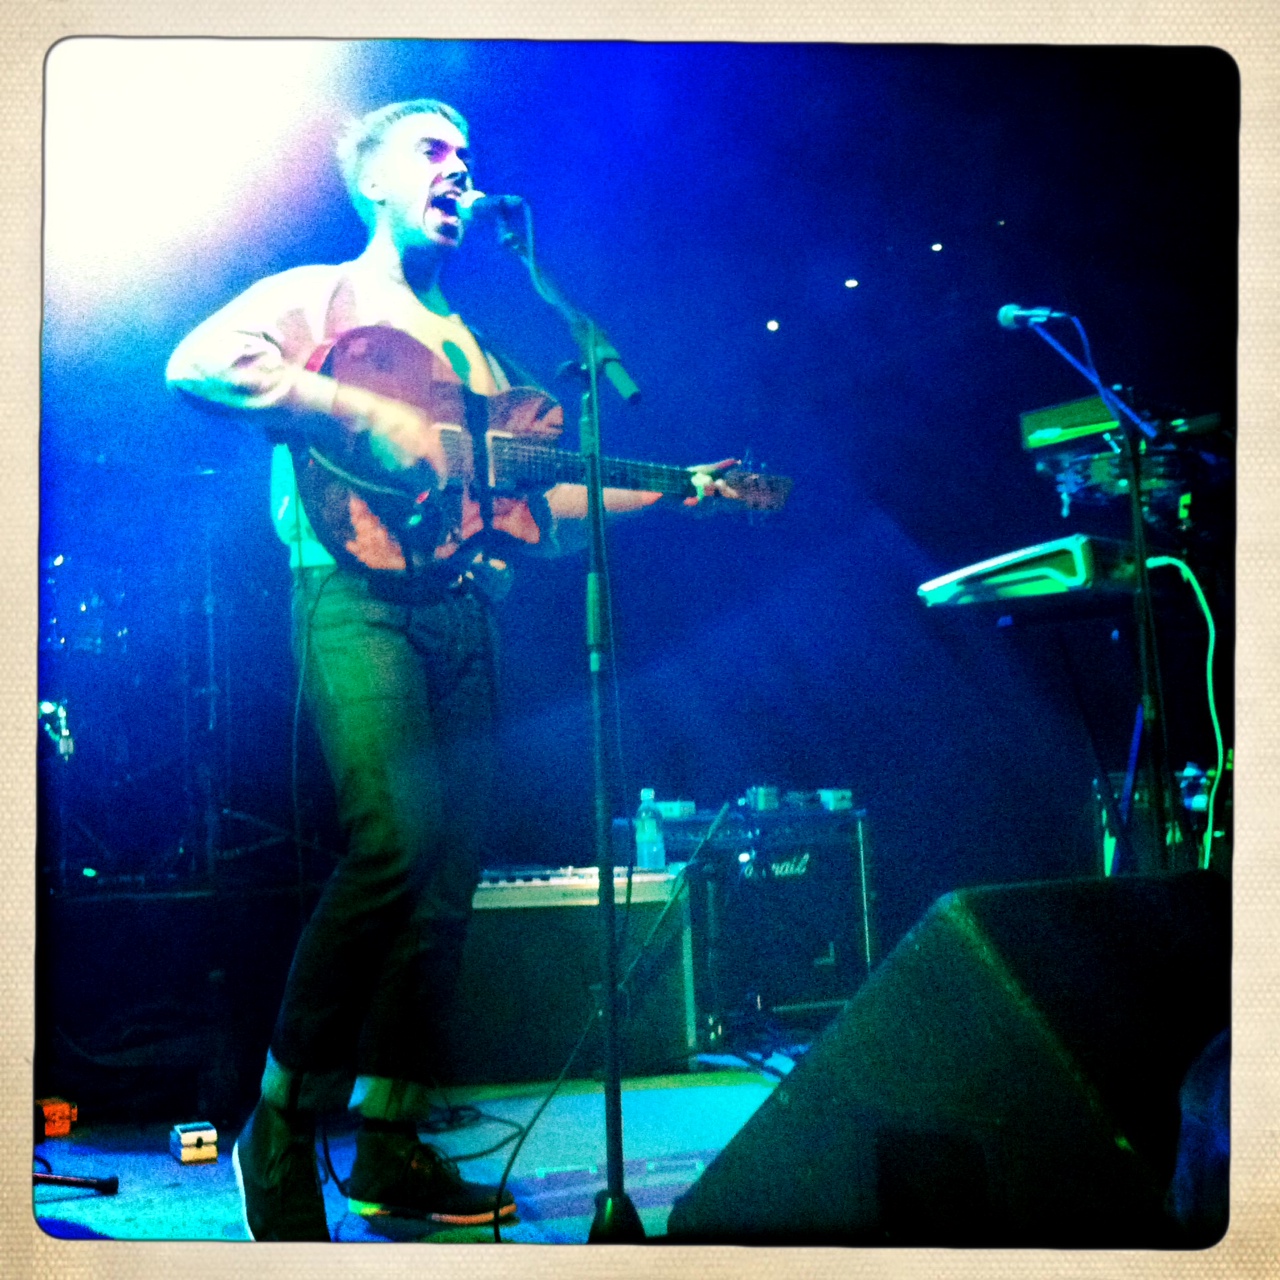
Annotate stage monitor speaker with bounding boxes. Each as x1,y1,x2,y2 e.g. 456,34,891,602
666,871,1229,1247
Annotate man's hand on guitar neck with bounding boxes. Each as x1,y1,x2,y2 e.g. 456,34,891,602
329,381,449,486
544,459,749,522
685,458,742,506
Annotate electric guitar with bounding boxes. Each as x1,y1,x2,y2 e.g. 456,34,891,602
291,325,793,575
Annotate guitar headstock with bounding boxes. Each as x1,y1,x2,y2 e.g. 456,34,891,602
718,468,794,512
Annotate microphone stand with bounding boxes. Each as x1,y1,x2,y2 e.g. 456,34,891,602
1022,317,1187,870
494,203,646,1242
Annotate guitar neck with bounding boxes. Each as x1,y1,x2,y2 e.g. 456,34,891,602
440,427,791,510
492,438,696,497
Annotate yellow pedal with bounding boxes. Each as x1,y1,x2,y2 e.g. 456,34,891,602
170,1122,218,1164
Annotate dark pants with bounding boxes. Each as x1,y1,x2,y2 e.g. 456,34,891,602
269,567,498,1092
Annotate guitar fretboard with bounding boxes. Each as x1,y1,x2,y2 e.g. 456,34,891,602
492,439,696,496
434,424,790,506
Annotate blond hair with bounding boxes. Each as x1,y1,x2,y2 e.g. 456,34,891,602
336,98,470,229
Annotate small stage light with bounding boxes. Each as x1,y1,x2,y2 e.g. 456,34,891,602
844,279,858,288
931,243,943,252
766,320,780,331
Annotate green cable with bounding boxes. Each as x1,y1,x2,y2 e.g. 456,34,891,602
1145,556,1224,870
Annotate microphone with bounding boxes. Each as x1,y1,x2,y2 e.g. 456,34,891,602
457,189,525,220
998,304,1069,329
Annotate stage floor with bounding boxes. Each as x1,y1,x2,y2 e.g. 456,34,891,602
33,1067,779,1243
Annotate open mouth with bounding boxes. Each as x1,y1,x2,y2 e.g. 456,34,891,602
430,192,463,224
424,194,464,242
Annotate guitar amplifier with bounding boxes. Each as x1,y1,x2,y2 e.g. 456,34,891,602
674,808,875,1039
448,867,697,1086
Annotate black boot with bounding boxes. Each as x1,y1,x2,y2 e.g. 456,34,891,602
231,1098,330,1241
347,1120,516,1226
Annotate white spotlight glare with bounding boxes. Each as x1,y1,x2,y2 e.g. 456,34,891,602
766,319,780,331
44,39,348,307
844,278,859,288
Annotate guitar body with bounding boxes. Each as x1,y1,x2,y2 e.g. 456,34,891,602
291,324,792,578
291,325,564,574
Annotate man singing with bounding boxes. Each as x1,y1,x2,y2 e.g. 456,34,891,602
167,97,739,1241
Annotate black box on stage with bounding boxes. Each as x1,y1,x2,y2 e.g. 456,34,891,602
448,868,697,1086
679,808,873,1035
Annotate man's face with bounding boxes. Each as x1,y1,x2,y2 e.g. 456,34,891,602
362,111,472,249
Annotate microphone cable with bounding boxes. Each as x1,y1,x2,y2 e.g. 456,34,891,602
487,803,733,1242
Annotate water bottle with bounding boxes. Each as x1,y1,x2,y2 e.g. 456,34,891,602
634,788,666,870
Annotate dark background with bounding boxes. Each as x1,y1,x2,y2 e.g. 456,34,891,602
37,43,1237,1113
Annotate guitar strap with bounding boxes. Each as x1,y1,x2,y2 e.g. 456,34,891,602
467,325,546,395
463,384,496,534
304,340,337,375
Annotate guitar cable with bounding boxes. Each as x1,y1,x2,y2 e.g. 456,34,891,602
289,477,308,923
288,476,339,927
285,292,646,1233
486,804,732,1242
283,455,535,1224
1145,555,1224,870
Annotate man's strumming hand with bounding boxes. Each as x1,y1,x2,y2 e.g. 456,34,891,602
331,383,449,484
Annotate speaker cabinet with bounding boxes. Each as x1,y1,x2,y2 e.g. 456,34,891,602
666,872,1228,1247
448,870,696,1085
689,808,872,1030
